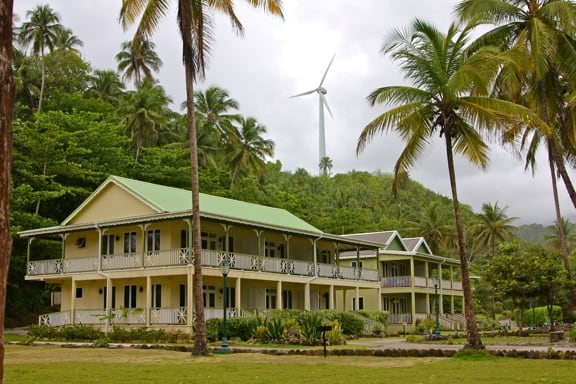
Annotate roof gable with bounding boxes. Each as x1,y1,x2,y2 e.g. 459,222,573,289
403,237,433,254
63,175,321,233
343,231,408,251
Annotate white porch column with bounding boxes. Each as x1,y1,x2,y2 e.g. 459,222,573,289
235,277,242,315
105,277,112,334
304,282,311,311
70,278,76,325
355,286,360,310
276,280,282,310
329,284,335,310
146,275,151,326
377,286,382,311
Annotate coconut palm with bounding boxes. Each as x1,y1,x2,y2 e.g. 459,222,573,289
405,201,455,256
118,0,283,356
116,39,163,87
227,117,274,187
119,78,172,163
87,69,125,105
193,86,241,137
457,0,576,294
546,217,576,256
319,156,333,176
18,4,63,112
357,19,539,350
53,28,83,53
469,202,516,260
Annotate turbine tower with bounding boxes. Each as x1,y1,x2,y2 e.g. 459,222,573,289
291,55,335,174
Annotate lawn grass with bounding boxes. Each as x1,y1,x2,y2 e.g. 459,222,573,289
4,344,576,384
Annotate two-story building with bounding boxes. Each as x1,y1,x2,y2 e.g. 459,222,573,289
19,175,464,333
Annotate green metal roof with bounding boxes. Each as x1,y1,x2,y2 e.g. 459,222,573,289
110,176,322,233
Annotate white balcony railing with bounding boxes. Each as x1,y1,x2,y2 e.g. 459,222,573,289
27,249,379,282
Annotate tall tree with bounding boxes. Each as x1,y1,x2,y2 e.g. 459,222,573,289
116,39,163,87
319,156,333,176
193,85,240,139
87,69,126,106
119,78,172,163
456,0,576,289
405,201,454,256
17,4,62,112
357,20,537,349
0,1,15,381
227,116,274,187
470,202,516,260
53,27,83,53
118,0,284,356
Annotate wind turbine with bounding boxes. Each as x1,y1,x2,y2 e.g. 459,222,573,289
291,55,335,175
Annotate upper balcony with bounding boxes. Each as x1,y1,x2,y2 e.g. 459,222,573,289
26,248,380,282
381,275,462,291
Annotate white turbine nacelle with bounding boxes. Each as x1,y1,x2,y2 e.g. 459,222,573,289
290,55,335,175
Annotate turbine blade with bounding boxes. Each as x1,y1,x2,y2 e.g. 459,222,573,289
290,89,317,98
318,54,336,87
321,93,334,118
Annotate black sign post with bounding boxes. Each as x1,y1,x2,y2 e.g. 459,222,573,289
317,325,333,358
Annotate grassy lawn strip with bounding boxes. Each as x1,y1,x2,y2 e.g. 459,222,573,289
4,344,576,384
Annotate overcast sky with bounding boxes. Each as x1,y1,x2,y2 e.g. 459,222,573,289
14,0,576,225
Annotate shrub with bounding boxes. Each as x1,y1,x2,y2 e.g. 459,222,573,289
513,306,563,328
567,326,576,343
266,317,285,341
297,312,322,343
321,311,364,336
206,318,223,342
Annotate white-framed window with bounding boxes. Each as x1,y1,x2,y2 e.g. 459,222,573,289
282,290,292,309
319,250,331,264
265,241,276,258
352,296,364,310
203,285,215,308
151,284,162,308
147,229,160,254
101,234,115,256
124,232,137,255
266,288,277,309
124,285,137,308
201,232,217,250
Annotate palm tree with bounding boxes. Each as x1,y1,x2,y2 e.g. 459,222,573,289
357,20,537,350
116,39,163,87
0,2,15,381
227,116,274,187
319,156,333,176
119,78,172,163
18,4,63,112
405,201,454,256
193,85,241,137
469,202,516,260
546,217,576,257
118,0,283,356
457,0,576,300
87,69,125,105
53,28,83,53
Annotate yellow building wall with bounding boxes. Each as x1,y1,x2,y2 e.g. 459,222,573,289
70,184,156,225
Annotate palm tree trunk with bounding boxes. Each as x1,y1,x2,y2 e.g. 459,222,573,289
444,134,483,350
179,0,208,357
0,3,15,381
548,141,571,275
38,51,45,113
549,134,576,211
